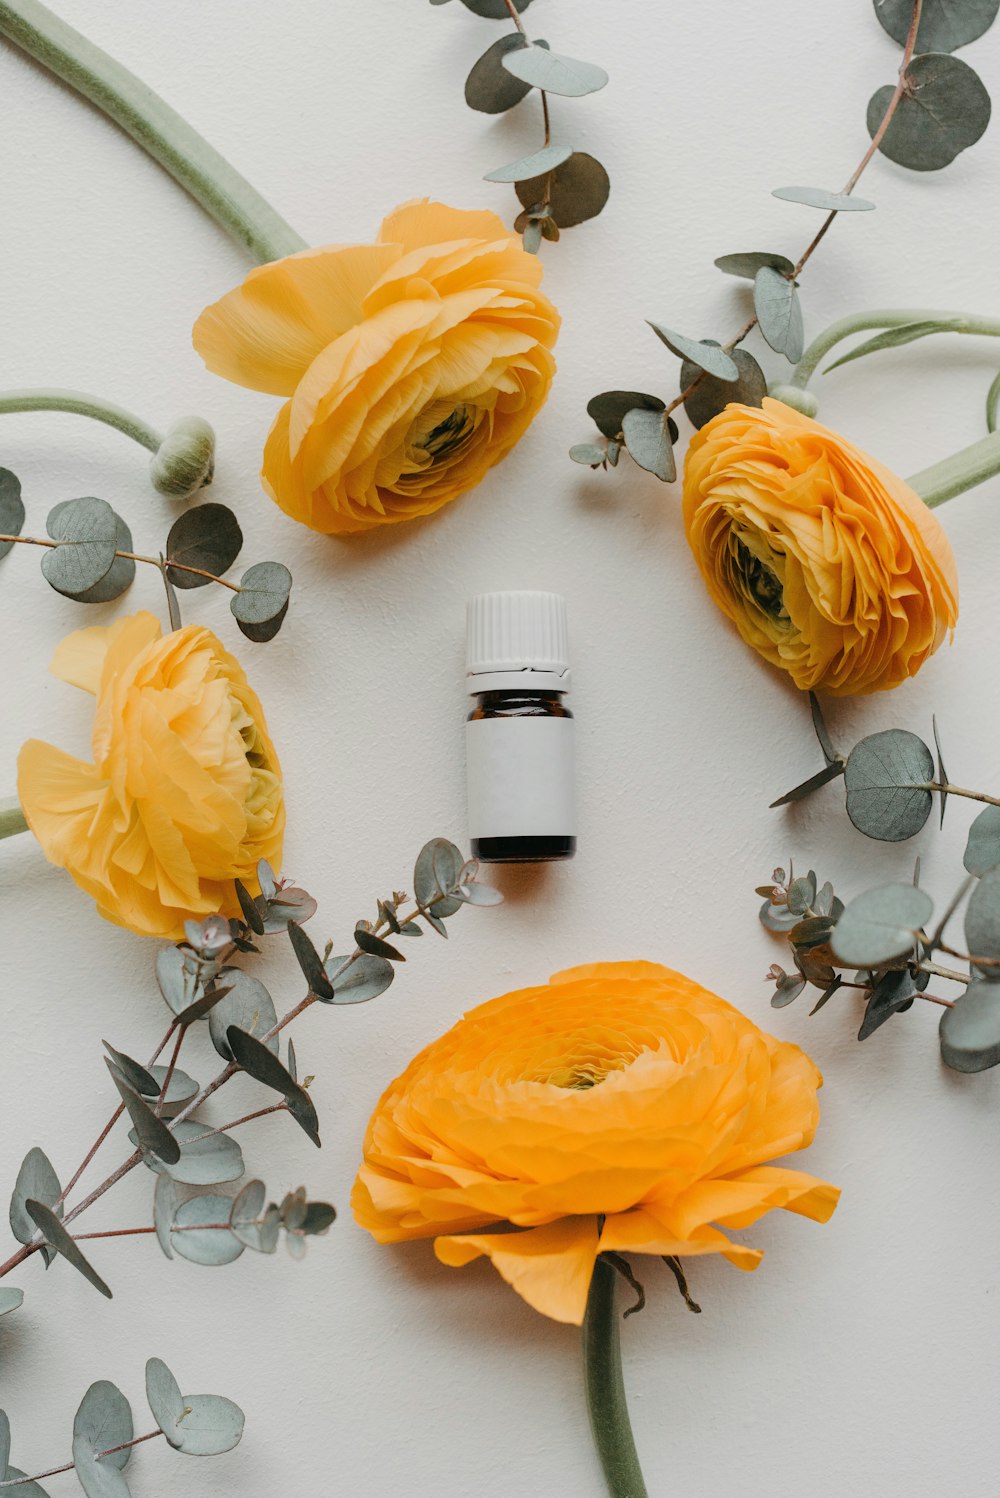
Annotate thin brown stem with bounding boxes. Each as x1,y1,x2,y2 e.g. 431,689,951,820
502,0,528,36
918,960,969,985
0,1431,162,1487
155,1025,186,1117
931,783,1000,810
664,0,923,420
181,1103,288,1144
0,534,240,591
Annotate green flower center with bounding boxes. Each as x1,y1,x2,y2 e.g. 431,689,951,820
731,536,787,620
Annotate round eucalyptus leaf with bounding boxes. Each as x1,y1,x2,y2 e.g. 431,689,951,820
858,970,916,1041
324,952,396,1004
831,883,933,968
485,143,572,182
586,390,664,439
868,54,992,170
753,267,804,362
0,468,25,560
140,1065,200,1118
454,880,505,906
231,560,292,642
569,442,608,467
260,884,318,933
145,1358,184,1436
964,868,1000,977
461,0,532,14
621,407,676,483
465,34,545,113
964,805,1000,876
940,975,1000,1072
515,151,610,227
844,729,935,842
165,502,242,588
0,1285,24,1317
170,1195,244,1266
208,969,279,1060
681,348,767,429
41,496,118,598
45,501,135,602
759,898,802,934
131,1120,244,1186
772,185,876,212
501,43,607,97
166,1393,245,1457
229,1178,268,1250
9,1146,62,1251
714,251,795,280
153,1173,178,1260
874,0,999,52
414,837,464,912
155,945,213,1017
647,326,739,382
72,1380,133,1498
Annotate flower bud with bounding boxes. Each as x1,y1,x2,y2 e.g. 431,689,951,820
149,416,216,499
767,383,819,418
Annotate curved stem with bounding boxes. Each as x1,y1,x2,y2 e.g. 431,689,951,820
789,310,1000,390
986,369,1000,434
908,433,1000,508
0,0,306,264
0,388,163,451
582,1256,649,1498
0,797,28,840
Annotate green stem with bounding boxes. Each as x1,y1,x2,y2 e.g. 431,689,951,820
789,309,1000,390
0,797,28,840
0,0,307,264
582,1257,649,1498
908,431,1000,508
0,387,163,451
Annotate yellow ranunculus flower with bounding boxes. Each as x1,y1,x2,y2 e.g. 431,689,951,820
682,398,959,695
352,961,839,1325
192,200,559,535
17,612,284,939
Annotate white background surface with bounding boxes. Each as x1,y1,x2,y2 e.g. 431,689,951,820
1,3,999,1494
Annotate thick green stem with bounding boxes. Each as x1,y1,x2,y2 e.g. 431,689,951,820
582,1258,649,1498
0,387,162,451
908,431,1000,508
789,309,1000,390
0,0,307,264
0,797,29,840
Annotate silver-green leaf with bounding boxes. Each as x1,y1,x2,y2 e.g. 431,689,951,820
844,729,935,842
940,974,1000,1072
72,1381,132,1498
831,883,933,967
501,43,608,97
485,143,572,181
170,1196,244,1266
753,267,804,362
868,54,992,171
874,0,999,53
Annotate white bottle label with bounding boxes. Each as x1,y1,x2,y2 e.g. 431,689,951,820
466,716,576,839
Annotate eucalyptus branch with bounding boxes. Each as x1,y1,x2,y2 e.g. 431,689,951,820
0,532,240,592
0,1430,163,1488
662,0,925,423
0,841,501,1294
440,0,609,253
0,489,293,642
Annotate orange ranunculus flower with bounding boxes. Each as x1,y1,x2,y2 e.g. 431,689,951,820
682,398,959,696
192,200,559,535
352,961,839,1325
17,612,284,939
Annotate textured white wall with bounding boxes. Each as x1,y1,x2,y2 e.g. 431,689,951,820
1,2,999,1493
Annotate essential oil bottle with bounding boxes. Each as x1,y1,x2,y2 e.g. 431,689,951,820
465,591,576,863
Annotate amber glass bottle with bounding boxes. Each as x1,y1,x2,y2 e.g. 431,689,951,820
465,592,576,864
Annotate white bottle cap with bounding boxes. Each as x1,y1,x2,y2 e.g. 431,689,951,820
466,591,570,693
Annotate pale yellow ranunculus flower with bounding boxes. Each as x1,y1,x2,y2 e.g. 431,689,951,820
17,612,284,938
683,398,959,695
353,961,838,1324
193,200,560,534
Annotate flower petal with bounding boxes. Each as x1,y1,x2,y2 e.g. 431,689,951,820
378,200,510,253
193,243,400,396
434,1218,600,1324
